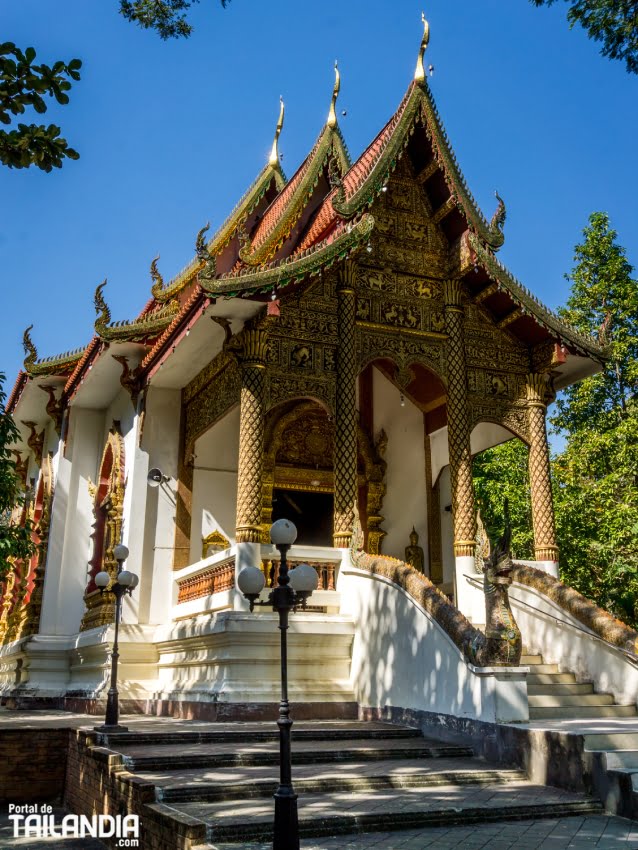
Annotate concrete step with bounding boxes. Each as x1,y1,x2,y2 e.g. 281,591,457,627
527,683,594,696
528,693,615,708
530,704,637,720
521,654,543,665
171,783,603,842
527,672,577,685
119,736,474,772
595,750,638,770
524,663,560,674
585,732,638,752
155,763,526,803
98,720,420,749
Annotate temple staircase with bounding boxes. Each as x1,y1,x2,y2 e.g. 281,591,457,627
523,647,637,720
94,719,604,846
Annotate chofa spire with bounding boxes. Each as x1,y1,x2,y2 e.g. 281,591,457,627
269,96,285,167
327,60,340,128
414,11,430,83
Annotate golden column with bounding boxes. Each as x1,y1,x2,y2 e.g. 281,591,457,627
444,279,476,557
526,373,559,562
235,329,269,543
333,263,358,547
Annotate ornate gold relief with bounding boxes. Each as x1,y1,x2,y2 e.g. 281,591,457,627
202,529,231,559
80,423,126,631
21,421,45,467
526,373,559,562
12,453,55,639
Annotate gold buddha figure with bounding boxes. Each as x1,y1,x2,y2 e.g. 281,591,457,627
405,526,425,573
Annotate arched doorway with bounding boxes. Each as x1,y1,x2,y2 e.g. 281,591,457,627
262,400,387,548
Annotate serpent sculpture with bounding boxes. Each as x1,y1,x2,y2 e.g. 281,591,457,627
467,514,522,667
350,504,522,667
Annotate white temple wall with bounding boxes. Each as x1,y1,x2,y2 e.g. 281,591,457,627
470,422,516,456
190,406,240,564
438,466,455,589
139,387,181,626
40,407,104,636
372,369,427,561
338,558,528,723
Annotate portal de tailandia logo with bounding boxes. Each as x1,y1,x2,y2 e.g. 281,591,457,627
8,804,140,846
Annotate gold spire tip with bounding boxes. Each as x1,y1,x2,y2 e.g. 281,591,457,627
327,60,340,128
269,96,285,166
414,11,430,83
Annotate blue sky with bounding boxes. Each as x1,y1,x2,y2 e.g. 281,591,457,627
2,0,637,387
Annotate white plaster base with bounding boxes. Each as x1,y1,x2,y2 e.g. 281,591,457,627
66,624,159,699
152,611,355,704
0,634,73,697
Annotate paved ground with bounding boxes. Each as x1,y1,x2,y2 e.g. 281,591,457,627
211,816,638,849
3,811,638,849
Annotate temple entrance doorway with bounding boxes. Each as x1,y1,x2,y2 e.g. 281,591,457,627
271,488,334,546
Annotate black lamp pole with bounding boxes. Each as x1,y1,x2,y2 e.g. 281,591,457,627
94,547,137,733
237,520,317,850
271,541,299,850
100,577,126,730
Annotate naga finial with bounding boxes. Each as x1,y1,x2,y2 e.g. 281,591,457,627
269,96,285,167
327,60,340,129
415,11,430,83
94,280,111,334
490,191,507,237
195,222,211,262
150,255,164,297
22,325,38,372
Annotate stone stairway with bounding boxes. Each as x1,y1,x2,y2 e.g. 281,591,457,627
522,648,637,720
97,719,604,845
583,729,638,819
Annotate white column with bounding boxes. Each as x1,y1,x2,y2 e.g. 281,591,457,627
40,407,104,636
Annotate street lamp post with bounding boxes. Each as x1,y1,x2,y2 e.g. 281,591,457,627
237,519,319,850
94,543,139,733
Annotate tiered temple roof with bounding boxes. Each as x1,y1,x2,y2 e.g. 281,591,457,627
7,17,606,416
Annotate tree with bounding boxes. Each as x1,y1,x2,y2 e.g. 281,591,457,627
471,213,638,625
473,440,535,560
0,42,81,171
3,0,230,171
119,0,229,39
0,374,36,580
531,0,638,74
550,212,638,623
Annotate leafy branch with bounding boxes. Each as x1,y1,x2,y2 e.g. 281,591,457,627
531,0,638,74
0,42,81,171
118,0,230,39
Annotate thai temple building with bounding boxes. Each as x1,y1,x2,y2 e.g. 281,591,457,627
3,18,632,734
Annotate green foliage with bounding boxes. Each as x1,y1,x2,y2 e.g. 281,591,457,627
0,42,81,171
471,212,638,625
473,440,535,560
531,0,638,74
553,212,638,434
119,0,230,39
552,406,638,622
0,374,36,581
550,212,638,625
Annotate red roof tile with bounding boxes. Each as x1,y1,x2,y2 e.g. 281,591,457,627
5,371,28,414
250,136,322,251
295,88,413,254
140,284,205,371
